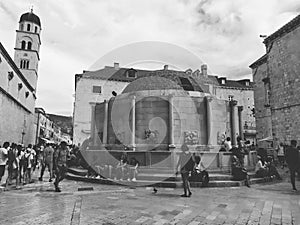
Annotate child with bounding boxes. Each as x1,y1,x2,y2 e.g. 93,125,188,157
115,153,128,181
255,155,268,178
128,157,139,181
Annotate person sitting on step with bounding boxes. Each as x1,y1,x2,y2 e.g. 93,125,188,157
231,147,250,187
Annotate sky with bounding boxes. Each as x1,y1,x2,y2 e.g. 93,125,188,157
1,0,300,116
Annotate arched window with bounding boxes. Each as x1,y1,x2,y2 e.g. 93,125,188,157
27,24,31,31
35,26,38,33
21,41,26,49
20,24,24,31
27,42,32,50
26,61,29,69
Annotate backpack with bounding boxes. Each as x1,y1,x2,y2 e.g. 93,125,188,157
184,154,195,172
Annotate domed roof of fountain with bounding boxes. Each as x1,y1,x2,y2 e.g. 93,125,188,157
122,76,183,93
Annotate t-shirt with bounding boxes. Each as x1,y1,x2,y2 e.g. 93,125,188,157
224,141,232,151
0,147,8,166
56,147,69,166
255,160,265,172
285,146,299,167
178,152,193,172
44,146,54,163
277,146,284,156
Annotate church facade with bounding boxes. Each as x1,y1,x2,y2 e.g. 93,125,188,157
0,11,41,145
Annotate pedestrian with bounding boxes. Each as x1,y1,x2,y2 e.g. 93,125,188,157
285,140,300,191
277,142,285,168
266,156,282,180
175,143,194,197
231,147,250,187
128,157,139,181
0,142,9,183
54,141,70,192
24,146,35,184
255,155,268,178
224,137,232,152
5,143,20,189
39,143,54,182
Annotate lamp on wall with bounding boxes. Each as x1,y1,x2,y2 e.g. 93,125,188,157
8,71,14,81
18,83,23,90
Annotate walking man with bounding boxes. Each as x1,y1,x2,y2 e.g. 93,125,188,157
176,143,194,197
285,140,300,191
0,142,9,183
54,141,69,192
39,143,54,182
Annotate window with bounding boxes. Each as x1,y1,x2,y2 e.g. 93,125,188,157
27,24,31,31
228,95,234,101
127,69,137,78
20,59,29,69
92,86,101,94
35,26,38,33
262,77,271,107
21,41,26,49
27,42,32,50
20,24,24,31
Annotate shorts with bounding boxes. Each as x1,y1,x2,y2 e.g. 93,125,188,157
0,165,5,177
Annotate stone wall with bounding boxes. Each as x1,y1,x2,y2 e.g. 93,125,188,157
215,87,255,132
0,91,34,145
73,77,128,145
268,25,300,143
0,45,36,145
252,62,273,143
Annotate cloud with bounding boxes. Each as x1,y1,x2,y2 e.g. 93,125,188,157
0,0,299,115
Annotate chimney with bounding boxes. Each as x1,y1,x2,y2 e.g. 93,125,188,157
192,69,200,77
114,62,120,70
185,68,192,75
219,77,227,85
201,64,208,76
164,65,168,70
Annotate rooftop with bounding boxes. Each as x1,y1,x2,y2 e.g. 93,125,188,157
264,14,300,46
19,11,41,27
77,64,253,91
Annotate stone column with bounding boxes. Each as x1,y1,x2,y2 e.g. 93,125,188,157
230,100,238,146
168,95,175,149
206,96,213,146
90,102,97,146
238,106,244,140
131,96,136,151
103,100,109,145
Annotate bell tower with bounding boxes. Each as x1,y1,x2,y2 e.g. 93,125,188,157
14,9,41,91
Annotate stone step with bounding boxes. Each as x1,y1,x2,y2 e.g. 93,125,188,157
66,172,267,188
67,167,256,182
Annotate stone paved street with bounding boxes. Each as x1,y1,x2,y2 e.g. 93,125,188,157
0,170,300,225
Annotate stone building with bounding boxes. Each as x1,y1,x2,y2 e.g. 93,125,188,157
34,108,72,145
0,10,41,145
250,14,300,146
74,64,255,146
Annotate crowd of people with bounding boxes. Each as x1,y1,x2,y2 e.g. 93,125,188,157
1,137,299,193
0,141,73,192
